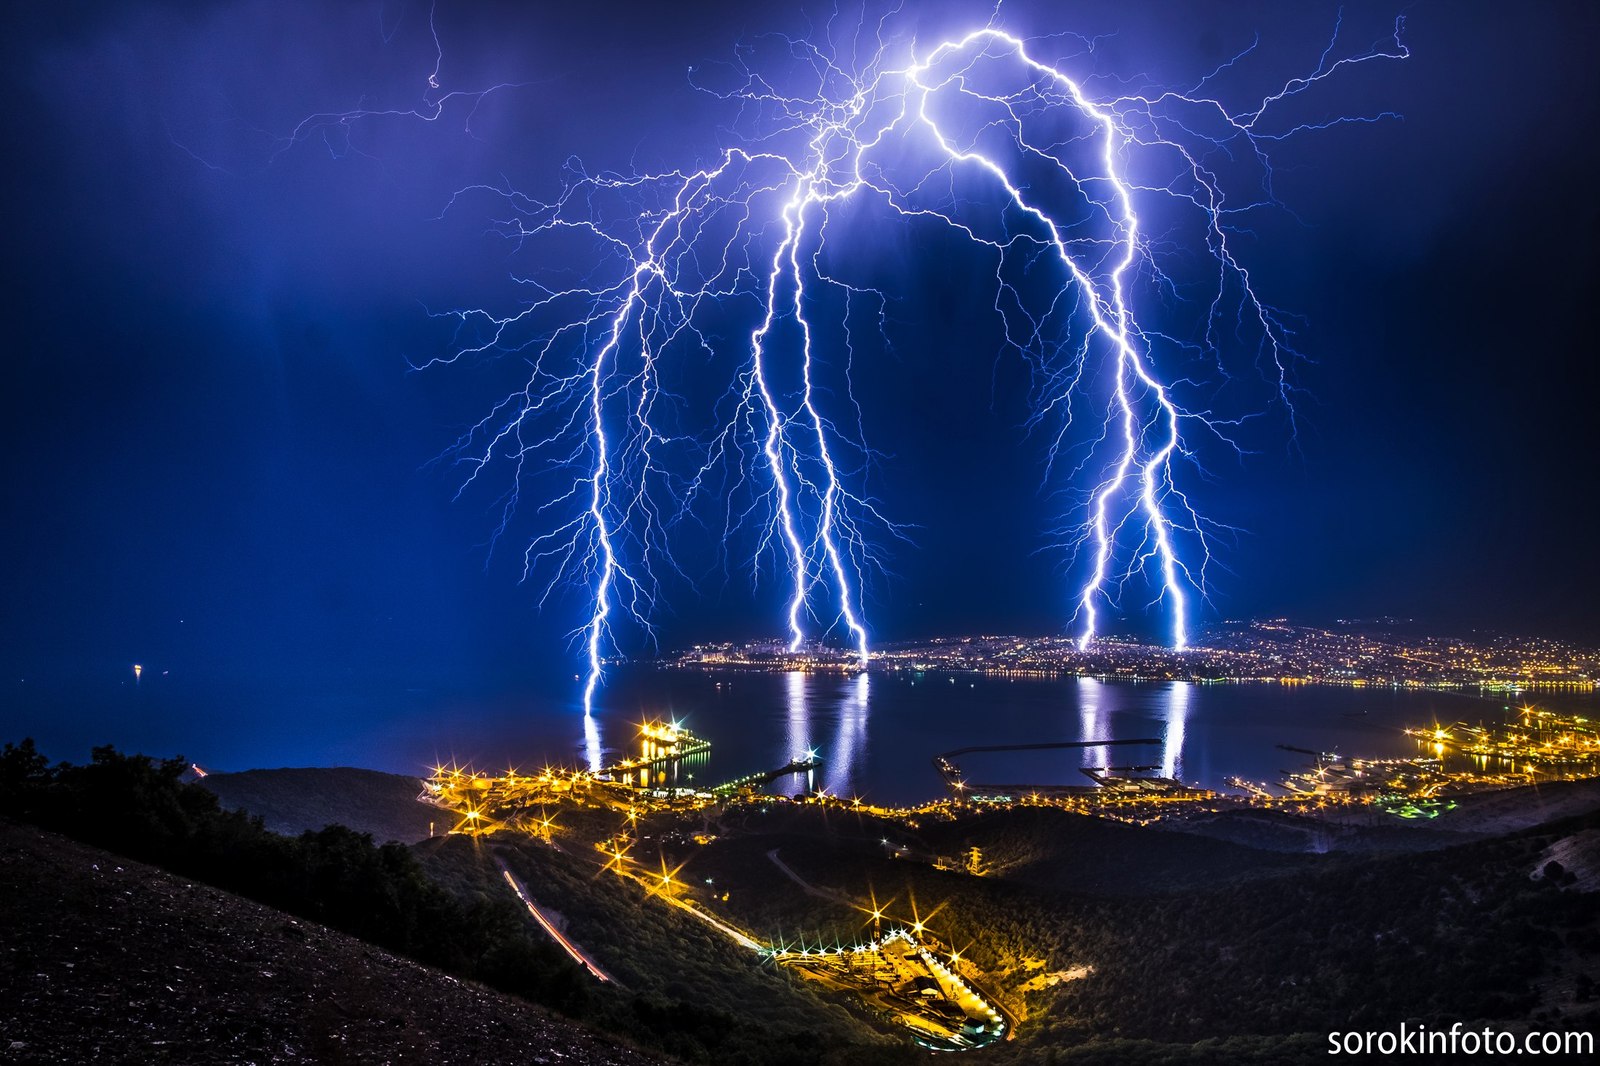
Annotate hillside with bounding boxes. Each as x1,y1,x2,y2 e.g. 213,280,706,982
1159,805,1483,854
650,794,1600,1063
917,805,1316,895
0,818,662,1065
694,808,1600,1063
1128,780,1600,857
200,766,436,844
89,756,1598,1061
1411,778,1600,836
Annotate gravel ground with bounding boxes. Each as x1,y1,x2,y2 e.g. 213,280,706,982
0,819,662,1065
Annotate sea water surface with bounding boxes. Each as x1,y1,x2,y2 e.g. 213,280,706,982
577,669,1580,805
13,666,1591,806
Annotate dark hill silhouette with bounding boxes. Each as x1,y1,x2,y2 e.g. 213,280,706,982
200,766,436,844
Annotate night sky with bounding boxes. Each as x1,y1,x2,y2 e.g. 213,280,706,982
4,1,1599,763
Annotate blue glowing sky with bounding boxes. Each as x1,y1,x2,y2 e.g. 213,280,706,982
3,0,1598,723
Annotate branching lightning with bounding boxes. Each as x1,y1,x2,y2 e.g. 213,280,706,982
312,8,1406,754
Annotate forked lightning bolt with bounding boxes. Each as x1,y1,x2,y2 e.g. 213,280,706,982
336,12,1407,752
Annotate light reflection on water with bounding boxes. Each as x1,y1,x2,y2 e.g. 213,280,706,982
1078,677,1106,771
824,673,870,796
582,711,603,774
23,667,1591,806
1163,681,1190,781
785,670,810,764
577,669,1575,805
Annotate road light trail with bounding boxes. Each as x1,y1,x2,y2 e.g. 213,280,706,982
497,862,618,984
599,846,766,952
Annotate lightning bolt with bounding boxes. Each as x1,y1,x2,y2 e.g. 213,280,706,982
352,10,1407,750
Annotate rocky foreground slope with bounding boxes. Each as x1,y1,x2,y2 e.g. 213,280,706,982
0,819,661,1065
